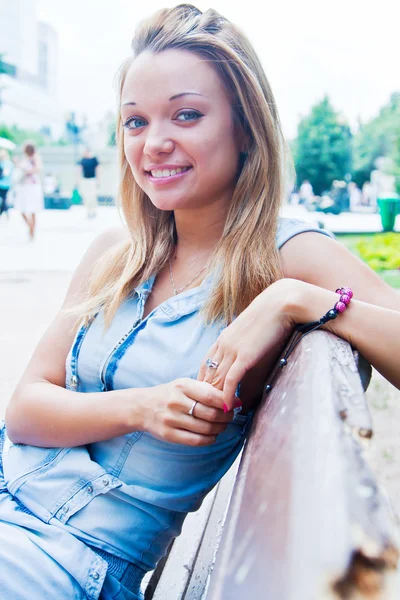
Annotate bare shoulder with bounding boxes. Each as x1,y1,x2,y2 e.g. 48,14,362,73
78,225,129,269
90,225,129,253
63,226,130,308
279,231,399,309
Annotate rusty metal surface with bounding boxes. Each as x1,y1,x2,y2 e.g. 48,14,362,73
206,331,399,600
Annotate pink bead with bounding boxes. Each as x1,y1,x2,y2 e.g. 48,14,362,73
341,294,351,305
342,287,353,299
335,301,347,313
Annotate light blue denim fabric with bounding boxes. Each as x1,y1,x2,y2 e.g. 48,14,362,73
0,218,333,599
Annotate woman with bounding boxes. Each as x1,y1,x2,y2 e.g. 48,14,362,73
1,5,399,599
13,142,44,239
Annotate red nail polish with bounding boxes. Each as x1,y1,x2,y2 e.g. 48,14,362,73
223,403,229,413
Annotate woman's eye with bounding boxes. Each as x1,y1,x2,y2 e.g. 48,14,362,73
175,110,203,122
123,116,147,130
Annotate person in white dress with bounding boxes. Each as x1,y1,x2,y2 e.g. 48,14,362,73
13,142,44,240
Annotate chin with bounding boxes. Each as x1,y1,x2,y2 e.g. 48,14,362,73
147,194,194,212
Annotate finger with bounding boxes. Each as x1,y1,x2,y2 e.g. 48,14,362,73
190,402,234,423
198,342,219,382
177,415,229,436
180,378,224,409
202,351,225,385
169,429,218,447
205,355,234,391
223,360,248,411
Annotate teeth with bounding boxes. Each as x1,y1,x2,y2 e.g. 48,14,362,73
150,167,189,178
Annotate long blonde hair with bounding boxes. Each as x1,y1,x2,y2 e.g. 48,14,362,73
78,4,289,326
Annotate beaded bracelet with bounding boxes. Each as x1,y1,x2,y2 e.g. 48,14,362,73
265,287,353,394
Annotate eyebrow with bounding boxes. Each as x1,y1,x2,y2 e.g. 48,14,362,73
122,92,205,107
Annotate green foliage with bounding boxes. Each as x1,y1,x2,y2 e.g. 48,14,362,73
108,121,117,147
356,233,400,271
294,96,352,195
352,92,400,188
0,56,16,77
0,122,46,147
54,137,69,146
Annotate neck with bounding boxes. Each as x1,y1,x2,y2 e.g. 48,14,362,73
173,202,228,258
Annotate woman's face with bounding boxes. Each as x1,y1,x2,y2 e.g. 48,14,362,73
121,49,242,212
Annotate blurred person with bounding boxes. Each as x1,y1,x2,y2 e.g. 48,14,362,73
0,148,14,218
348,181,362,212
77,148,100,218
330,180,349,213
288,185,300,204
13,142,44,239
0,6,399,600
362,181,375,208
299,179,313,205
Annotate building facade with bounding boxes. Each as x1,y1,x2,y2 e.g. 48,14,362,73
0,0,63,138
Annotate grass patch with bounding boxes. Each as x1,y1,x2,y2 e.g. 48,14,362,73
336,233,400,289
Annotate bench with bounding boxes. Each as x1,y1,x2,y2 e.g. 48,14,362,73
144,331,399,599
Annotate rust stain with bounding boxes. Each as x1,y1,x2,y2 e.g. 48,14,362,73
332,546,399,599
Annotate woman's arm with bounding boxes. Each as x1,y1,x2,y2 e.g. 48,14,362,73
198,233,400,408
6,226,231,448
285,281,400,389
280,232,400,387
5,227,137,447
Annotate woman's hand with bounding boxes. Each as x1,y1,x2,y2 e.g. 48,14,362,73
141,378,234,446
198,279,299,410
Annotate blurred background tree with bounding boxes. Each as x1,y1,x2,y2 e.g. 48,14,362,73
293,96,352,194
352,92,400,189
0,123,46,146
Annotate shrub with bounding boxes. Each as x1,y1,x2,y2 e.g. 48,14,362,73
356,233,400,271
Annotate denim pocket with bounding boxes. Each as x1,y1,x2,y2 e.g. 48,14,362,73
2,437,121,523
2,436,68,496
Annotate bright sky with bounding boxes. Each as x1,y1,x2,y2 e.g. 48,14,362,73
37,0,399,139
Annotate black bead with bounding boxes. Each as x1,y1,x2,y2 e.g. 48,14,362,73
279,358,287,367
265,384,272,393
327,309,338,319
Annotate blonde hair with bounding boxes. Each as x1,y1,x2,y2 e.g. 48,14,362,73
78,4,289,326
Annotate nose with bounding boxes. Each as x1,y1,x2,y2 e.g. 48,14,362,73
143,127,175,158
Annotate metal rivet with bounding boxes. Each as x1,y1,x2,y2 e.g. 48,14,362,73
359,428,373,439
62,505,69,513
102,479,109,486
87,485,93,494
92,572,100,581
70,375,78,387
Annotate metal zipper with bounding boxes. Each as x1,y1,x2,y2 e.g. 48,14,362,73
100,319,141,389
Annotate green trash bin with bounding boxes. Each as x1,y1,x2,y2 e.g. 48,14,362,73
71,187,83,205
377,197,400,232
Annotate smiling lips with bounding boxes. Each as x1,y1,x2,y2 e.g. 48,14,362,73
146,165,192,183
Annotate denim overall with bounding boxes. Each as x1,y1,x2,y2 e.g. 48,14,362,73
0,219,332,599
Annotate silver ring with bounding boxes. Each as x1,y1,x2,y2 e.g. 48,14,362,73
188,400,198,417
206,358,219,370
